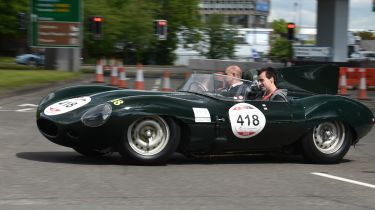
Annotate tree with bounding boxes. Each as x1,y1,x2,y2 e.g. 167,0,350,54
0,0,28,35
269,19,293,61
195,14,237,59
83,0,201,64
152,0,201,64
356,31,375,40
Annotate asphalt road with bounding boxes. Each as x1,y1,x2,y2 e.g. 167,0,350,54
0,77,374,210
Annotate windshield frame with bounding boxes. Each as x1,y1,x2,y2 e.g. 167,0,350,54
177,73,259,101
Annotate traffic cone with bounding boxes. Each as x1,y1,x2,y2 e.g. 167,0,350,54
95,59,104,83
357,68,369,100
162,70,172,91
110,61,118,86
135,63,144,90
118,65,128,89
339,67,348,95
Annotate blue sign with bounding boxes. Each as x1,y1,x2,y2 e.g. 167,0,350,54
256,0,269,12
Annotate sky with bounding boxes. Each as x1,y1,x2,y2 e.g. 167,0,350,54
269,0,375,30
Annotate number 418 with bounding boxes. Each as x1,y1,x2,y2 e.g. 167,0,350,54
237,114,259,126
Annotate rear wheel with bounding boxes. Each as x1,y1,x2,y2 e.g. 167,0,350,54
118,116,180,165
301,121,352,164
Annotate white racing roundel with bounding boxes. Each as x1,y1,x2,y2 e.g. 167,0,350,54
228,103,266,139
44,96,91,116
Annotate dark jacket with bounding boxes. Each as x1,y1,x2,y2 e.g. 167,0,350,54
269,89,288,102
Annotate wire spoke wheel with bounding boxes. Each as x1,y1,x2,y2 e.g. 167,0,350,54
302,121,351,164
312,122,345,154
127,116,170,156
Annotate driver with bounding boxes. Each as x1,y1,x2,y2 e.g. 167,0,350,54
225,65,250,99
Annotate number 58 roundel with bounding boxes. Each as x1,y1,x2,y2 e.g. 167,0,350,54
228,103,266,139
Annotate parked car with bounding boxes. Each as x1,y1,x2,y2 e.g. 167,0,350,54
348,51,375,61
36,65,374,165
15,54,44,66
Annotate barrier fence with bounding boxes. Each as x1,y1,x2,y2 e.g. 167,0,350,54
339,67,374,100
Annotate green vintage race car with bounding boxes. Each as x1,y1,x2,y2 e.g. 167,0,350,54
36,65,374,165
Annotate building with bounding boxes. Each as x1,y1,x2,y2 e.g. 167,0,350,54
199,0,270,28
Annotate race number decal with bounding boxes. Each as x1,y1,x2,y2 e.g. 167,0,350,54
192,107,211,123
44,96,91,116
229,103,266,139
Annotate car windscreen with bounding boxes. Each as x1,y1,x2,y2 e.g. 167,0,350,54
177,73,259,101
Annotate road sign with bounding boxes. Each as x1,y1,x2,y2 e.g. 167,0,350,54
31,0,81,47
293,46,331,57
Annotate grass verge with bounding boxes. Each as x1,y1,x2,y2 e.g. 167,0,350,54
0,69,84,91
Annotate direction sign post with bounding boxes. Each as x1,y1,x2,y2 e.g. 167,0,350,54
31,0,82,48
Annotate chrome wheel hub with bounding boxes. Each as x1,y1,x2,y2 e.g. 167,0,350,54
127,116,169,156
313,122,345,154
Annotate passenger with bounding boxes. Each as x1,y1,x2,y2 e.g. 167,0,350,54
225,65,250,99
257,67,288,102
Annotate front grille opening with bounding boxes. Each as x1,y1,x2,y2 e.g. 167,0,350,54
37,118,58,137
66,129,79,140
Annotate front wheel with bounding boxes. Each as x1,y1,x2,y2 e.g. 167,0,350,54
301,121,352,164
118,116,180,165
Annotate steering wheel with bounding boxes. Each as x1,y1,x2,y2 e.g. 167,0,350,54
188,82,208,92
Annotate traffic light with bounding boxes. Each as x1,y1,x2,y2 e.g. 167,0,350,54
287,22,295,41
154,20,167,40
89,16,103,40
17,12,26,30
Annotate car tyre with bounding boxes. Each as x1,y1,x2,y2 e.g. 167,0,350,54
27,59,36,66
118,116,180,165
301,121,352,164
73,147,110,157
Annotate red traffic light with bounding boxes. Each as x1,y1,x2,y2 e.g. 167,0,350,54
287,23,295,29
93,17,102,22
158,21,167,26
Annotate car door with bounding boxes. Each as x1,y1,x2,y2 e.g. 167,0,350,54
215,99,297,151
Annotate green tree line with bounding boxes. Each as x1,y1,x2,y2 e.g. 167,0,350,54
0,0,237,65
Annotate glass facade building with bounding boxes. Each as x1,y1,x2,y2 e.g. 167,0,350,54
199,0,270,28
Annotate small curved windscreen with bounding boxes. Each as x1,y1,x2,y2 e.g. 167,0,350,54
177,73,260,101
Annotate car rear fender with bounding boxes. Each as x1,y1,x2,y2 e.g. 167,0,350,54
299,95,374,142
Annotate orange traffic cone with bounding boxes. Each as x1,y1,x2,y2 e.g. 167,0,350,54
135,63,144,90
95,59,104,83
110,61,118,86
357,68,369,100
339,67,348,95
118,65,128,89
162,70,172,91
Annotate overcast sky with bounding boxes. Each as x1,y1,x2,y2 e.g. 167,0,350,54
269,0,375,30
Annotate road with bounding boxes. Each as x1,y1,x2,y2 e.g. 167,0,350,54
0,77,374,210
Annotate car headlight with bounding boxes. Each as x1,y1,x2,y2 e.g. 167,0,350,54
81,103,112,127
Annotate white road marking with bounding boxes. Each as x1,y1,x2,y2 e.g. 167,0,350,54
0,104,37,113
152,78,162,91
311,172,375,189
155,78,161,85
16,108,36,112
18,104,38,107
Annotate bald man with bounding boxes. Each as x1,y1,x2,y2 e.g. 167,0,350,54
225,65,250,99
